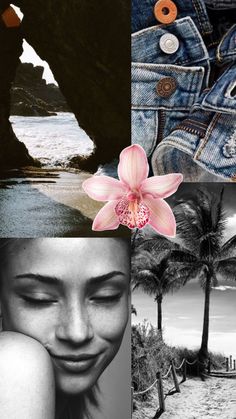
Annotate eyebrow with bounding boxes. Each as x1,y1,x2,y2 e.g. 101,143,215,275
14,271,126,285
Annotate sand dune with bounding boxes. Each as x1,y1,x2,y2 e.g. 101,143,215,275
133,376,236,419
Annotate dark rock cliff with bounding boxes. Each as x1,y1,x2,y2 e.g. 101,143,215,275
11,62,69,116
12,0,130,171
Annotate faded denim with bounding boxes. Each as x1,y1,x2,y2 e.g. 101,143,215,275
132,0,236,181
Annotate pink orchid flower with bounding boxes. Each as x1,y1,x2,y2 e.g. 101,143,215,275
82,144,183,236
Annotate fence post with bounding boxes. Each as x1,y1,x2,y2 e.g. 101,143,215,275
197,360,200,377
234,360,236,371
156,371,165,412
171,360,180,393
226,357,229,372
131,387,133,416
207,358,211,374
182,359,187,382
230,355,232,370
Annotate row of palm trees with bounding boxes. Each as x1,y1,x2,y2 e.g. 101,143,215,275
132,188,236,364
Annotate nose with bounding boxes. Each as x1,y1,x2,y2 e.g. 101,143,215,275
55,300,94,345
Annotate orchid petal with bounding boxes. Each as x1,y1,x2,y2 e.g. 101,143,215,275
92,201,120,231
140,173,183,199
82,176,126,202
143,196,176,237
118,144,149,189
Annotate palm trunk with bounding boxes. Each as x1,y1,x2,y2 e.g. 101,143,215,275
156,294,163,338
199,273,211,363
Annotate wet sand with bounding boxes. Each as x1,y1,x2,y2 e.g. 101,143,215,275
133,376,236,419
0,168,128,237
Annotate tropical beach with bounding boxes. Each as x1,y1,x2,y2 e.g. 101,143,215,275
133,375,236,419
132,184,236,418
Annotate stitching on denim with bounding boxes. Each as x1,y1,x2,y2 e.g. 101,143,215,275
176,56,207,66
188,69,195,100
132,62,205,74
192,0,203,33
192,0,213,35
189,71,203,102
132,105,191,111
202,102,236,114
175,18,209,65
192,0,212,35
154,110,159,152
194,113,221,159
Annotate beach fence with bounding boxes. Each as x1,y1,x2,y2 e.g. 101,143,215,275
225,355,236,372
132,355,236,417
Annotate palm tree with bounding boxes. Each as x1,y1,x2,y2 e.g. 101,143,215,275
174,187,236,363
132,237,194,337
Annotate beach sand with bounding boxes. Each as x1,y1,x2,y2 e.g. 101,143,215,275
0,168,128,237
133,376,236,419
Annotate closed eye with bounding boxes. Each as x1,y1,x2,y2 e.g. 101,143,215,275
21,295,58,305
90,293,122,304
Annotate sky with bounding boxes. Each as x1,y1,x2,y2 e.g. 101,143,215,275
132,281,236,360
132,183,236,360
13,6,56,84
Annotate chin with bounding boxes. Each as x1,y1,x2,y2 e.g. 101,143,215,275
54,369,100,396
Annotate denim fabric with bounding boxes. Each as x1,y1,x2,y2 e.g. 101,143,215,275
132,0,236,181
205,0,236,8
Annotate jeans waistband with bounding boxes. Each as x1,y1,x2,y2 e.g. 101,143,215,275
132,0,212,35
132,17,209,66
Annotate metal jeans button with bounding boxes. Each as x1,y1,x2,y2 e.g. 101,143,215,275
160,33,179,54
156,77,177,97
154,0,178,24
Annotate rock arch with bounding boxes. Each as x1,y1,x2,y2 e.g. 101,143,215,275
2,0,130,171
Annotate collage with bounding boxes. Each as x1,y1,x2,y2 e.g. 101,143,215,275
0,0,235,418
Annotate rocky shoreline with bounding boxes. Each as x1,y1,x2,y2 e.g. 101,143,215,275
11,62,69,117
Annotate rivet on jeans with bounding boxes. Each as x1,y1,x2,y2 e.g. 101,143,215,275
154,0,178,24
156,77,177,98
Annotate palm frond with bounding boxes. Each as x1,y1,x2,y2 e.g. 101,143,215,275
174,187,226,259
216,257,236,281
218,235,236,259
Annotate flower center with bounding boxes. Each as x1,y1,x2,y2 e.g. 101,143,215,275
115,196,150,229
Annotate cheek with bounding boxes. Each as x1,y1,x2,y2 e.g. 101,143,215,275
2,299,50,344
91,298,129,345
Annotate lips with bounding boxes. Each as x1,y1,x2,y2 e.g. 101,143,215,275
49,352,100,374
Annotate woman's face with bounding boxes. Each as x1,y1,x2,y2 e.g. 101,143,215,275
0,238,130,395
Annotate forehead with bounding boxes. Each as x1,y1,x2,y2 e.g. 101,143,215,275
1,239,130,283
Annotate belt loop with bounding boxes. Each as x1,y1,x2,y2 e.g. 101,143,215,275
191,0,213,35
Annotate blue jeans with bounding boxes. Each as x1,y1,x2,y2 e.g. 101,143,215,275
132,0,236,181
